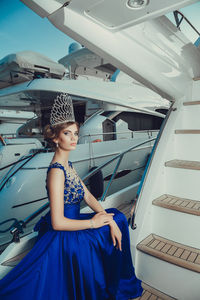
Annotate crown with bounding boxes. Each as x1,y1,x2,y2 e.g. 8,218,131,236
50,93,75,126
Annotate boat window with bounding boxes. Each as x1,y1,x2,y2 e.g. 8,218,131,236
101,111,112,117
102,119,115,141
155,109,168,115
41,102,86,127
74,103,86,124
113,112,163,131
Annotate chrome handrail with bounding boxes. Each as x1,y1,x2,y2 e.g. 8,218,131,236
0,150,42,191
79,129,157,142
173,10,200,36
82,137,156,183
129,103,174,230
0,154,34,171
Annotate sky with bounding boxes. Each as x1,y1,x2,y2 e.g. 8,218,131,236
0,0,200,63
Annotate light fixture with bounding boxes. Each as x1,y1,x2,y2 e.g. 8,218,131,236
127,0,149,9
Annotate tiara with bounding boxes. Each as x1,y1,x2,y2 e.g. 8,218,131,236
50,93,75,126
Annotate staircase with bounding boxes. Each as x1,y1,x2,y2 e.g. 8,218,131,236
134,82,200,300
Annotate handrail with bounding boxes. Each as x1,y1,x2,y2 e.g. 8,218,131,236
79,129,157,142
129,103,174,230
0,154,34,171
0,150,42,191
173,10,200,36
82,137,156,182
3,137,156,243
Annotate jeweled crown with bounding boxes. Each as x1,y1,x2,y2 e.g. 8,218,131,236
50,93,75,126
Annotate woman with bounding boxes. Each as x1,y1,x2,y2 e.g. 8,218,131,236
0,94,142,300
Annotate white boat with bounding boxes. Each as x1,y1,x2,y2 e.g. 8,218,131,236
1,0,198,298
0,50,67,180
0,47,170,250
0,77,168,244
0,110,36,137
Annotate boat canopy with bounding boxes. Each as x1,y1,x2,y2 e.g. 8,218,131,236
0,51,66,89
0,77,170,115
59,47,117,78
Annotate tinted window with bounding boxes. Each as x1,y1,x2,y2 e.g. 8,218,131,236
113,112,163,131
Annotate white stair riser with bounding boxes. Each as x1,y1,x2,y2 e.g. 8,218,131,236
174,135,200,161
191,81,200,101
180,107,200,128
165,168,200,200
136,250,200,300
152,205,200,249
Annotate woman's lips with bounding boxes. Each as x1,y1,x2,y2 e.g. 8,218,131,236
70,143,77,146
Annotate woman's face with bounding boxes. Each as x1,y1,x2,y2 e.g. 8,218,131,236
54,123,79,151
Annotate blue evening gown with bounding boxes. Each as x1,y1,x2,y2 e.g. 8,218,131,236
0,162,143,300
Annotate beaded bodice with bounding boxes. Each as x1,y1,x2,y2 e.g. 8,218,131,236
47,161,84,204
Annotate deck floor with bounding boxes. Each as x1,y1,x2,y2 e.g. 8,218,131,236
116,201,133,219
133,282,176,300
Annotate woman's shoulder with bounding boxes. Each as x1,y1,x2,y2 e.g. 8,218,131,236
48,161,64,171
47,161,73,175
49,161,61,167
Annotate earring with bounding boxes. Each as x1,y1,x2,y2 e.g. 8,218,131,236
56,142,58,148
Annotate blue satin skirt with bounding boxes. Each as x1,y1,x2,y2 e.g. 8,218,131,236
0,204,142,299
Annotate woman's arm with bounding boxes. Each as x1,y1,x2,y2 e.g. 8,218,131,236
80,179,106,213
80,179,122,250
47,169,113,231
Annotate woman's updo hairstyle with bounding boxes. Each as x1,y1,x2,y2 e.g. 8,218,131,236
44,121,79,150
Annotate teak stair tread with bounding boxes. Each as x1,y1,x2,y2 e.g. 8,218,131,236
133,282,176,300
153,194,200,216
165,159,200,170
183,101,200,105
175,129,200,134
116,202,132,219
137,234,200,273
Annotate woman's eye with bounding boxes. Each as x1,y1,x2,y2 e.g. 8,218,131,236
75,132,79,136
64,132,70,135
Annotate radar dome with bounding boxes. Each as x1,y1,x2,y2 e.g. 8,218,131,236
68,43,82,54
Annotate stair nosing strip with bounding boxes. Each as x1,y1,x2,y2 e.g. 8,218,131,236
175,129,200,134
183,101,200,106
193,77,200,81
165,160,200,171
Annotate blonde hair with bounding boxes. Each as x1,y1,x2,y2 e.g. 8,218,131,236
44,121,79,150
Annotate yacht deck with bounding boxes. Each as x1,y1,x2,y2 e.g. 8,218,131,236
116,201,133,219
133,282,176,300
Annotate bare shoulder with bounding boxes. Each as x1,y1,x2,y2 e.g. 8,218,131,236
47,167,65,189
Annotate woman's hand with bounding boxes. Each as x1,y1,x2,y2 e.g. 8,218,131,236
91,212,114,228
109,221,122,251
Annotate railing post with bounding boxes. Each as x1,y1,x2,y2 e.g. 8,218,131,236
100,155,123,201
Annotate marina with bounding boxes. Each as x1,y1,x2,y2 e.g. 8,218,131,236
1,0,200,299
